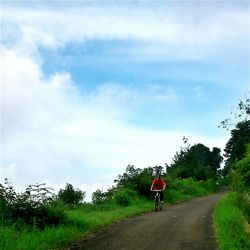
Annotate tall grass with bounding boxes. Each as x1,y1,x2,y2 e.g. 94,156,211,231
214,192,250,250
0,199,152,250
165,177,218,203
0,224,82,250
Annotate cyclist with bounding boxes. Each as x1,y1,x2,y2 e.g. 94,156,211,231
150,173,166,204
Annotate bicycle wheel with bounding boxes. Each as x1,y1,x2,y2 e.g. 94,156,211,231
160,201,163,210
155,201,159,212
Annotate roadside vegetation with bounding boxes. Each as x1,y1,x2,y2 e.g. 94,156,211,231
214,96,250,250
1,97,249,249
1,145,221,250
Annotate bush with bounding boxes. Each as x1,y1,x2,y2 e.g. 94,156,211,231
115,189,138,206
199,179,218,193
92,189,107,205
231,145,250,192
58,183,85,206
0,179,66,230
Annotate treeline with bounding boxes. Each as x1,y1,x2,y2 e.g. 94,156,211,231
214,96,250,250
166,139,223,180
219,96,250,191
91,137,224,205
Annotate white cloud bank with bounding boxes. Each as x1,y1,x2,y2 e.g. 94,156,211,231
2,3,248,59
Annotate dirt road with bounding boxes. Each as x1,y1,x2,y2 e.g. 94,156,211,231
68,191,226,250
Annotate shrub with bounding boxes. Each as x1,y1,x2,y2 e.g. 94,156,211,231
0,179,66,230
199,179,218,193
58,183,85,206
231,145,250,192
115,189,138,206
92,189,107,205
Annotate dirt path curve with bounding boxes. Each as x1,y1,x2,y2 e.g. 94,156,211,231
68,191,227,250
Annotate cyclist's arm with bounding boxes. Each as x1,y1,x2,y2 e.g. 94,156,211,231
150,180,155,191
162,181,166,191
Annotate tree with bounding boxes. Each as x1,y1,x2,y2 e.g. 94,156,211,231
230,143,250,192
92,189,106,204
220,95,250,130
167,139,223,180
220,95,250,178
114,165,155,198
223,120,250,171
58,183,85,205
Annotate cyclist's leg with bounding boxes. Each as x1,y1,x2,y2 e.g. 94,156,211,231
160,192,164,203
155,193,160,212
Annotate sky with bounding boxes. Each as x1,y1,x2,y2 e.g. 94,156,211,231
1,0,249,201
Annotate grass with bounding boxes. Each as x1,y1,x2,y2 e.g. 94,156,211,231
165,177,218,203
214,192,250,250
0,178,219,250
0,199,153,250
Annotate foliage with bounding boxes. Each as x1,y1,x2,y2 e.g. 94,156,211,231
92,189,107,205
167,138,223,180
215,96,250,249
214,192,250,250
223,120,250,175
235,193,250,223
220,95,250,130
114,165,154,198
0,179,66,230
230,143,250,192
165,177,218,202
220,96,250,178
0,176,219,250
114,188,138,206
58,183,85,206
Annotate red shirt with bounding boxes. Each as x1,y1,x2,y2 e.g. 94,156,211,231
152,178,166,190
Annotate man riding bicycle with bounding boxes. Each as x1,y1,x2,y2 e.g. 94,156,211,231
150,173,166,204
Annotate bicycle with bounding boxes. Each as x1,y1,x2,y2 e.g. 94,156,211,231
151,190,163,212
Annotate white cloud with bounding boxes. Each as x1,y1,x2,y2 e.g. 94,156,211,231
1,3,248,59
1,47,228,197
80,182,111,202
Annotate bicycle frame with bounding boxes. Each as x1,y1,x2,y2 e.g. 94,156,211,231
152,190,163,212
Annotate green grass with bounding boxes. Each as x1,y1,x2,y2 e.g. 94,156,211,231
214,192,250,250
0,178,219,250
0,224,82,250
0,199,153,250
165,177,218,203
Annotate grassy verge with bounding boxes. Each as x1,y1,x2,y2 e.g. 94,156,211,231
165,177,218,203
0,178,218,250
0,199,152,250
214,192,250,250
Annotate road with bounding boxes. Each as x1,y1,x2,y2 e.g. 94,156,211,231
67,191,226,250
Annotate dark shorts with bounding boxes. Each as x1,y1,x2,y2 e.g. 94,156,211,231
152,191,164,201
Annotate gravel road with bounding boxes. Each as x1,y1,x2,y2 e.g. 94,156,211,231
67,191,226,250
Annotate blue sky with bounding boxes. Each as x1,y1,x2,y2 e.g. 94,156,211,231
1,0,249,201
